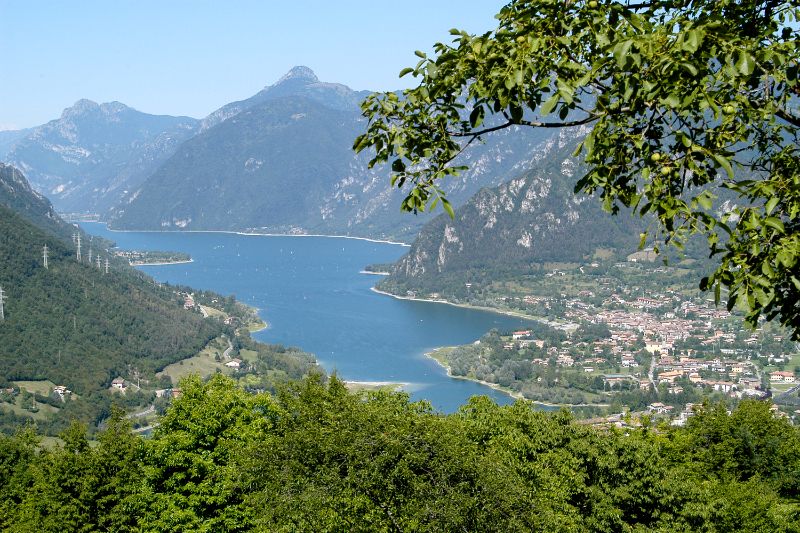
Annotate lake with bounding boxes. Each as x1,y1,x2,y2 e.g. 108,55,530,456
81,223,537,412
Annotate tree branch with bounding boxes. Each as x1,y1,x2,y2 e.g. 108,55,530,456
450,114,600,137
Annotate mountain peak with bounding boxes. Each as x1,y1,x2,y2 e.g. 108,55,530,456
99,101,130,115
275,66,319,85
61,98,100,119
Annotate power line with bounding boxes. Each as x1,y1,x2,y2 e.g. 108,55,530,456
76,234,82,261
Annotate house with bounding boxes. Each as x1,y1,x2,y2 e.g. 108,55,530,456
739,377,761,390
708,380,737,393
512,330,532,340
770,371,796,383
603,374,634,388
621,355,639,368
225,359,242,369
52,385,71,401
171,388,182,398
111,377,126,391
648,402,671,414
658,370,683,384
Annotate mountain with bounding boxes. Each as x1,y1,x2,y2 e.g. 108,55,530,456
0,129,31,159
109,67,564,240
0,162,75,240
3,101,199,214
377,129,644,296
199,65,371,131
0,165,222,398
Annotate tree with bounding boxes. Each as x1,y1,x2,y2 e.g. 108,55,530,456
355,0,800,336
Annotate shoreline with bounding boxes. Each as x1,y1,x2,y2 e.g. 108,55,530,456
247,321,268,333
424,349,606,409
423,349,525,402
130,258,194,266
370,287,542,323
343,380,410,387
359,270,390,276
88,222,411,247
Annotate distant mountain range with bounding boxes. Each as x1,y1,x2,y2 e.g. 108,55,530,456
1,67,569,241
108,67,566,240
2,101,199,214
377,130,645,296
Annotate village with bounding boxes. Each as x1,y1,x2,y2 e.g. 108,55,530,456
427,259,800,426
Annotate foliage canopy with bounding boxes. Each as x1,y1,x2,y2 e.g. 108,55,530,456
1,376,799,531
355,0,800,336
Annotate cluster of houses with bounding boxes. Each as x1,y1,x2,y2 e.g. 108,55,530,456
654,355,768,398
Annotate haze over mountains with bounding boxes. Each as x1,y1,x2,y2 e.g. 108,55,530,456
3,101,199,214
2,66,571,242
0,66,650,294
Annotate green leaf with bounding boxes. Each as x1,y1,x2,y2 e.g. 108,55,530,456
735,51,755,76
763,216,785,233
682,29,703,53
469,106,485,128
398,67,414,78
540,94,560,115
765,197,779,215
712,153,734,178
662,93,681,108
612,40,633,68
697,193,712,210
442,198,455,219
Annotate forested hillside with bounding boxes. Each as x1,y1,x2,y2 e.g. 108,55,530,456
0,205,222,393
0,375,797,531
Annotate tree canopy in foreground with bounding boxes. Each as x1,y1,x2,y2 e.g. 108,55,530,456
354,0,800,337
1,375,799,531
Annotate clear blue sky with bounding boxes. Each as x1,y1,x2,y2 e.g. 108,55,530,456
0,0,503,130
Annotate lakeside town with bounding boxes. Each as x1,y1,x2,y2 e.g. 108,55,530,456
420,258,800,426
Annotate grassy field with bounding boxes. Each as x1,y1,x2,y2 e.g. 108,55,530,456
200,305,227,319
247,318,268,332
426,346,456,368
158,337,232,383
13,380,57,395
239,348,259,363
1,397,60,421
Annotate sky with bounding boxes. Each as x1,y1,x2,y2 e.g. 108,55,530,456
0,0,503,130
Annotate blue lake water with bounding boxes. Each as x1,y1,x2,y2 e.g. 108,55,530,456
80,223,536,412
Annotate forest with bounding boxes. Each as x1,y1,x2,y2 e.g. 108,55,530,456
0,375,798,531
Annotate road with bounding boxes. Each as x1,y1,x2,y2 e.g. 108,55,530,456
222,335,234,359
648,355,657,389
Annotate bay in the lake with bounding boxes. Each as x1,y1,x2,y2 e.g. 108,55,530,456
80,223,539,412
